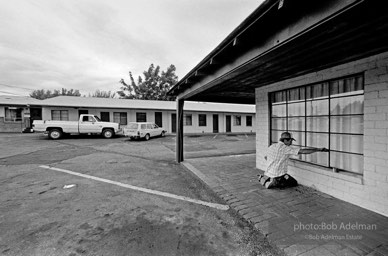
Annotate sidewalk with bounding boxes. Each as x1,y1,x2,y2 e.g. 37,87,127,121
182,154,388,256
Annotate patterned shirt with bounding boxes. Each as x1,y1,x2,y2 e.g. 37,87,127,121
265,142,300,178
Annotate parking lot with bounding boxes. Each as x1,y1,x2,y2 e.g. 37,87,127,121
0,133,280,256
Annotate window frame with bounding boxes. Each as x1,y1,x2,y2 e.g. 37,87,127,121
184,114,192,126
113,112,128,125
51,110,69,121
198,114,207,127
246,116,253,127
269,73,364,174
136,112,147,122
5,107,23,122
234,115,241,126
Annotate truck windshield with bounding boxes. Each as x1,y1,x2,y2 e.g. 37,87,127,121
94,116,101,122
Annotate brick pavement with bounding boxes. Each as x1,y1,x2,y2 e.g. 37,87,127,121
182,154,388,256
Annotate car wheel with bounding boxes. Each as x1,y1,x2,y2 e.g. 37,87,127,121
145,134,150,141
48,129,62,140
102,129,114,139
161,131,165,137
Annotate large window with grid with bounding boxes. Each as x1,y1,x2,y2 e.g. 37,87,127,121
51,110,69,121
270,74,364,174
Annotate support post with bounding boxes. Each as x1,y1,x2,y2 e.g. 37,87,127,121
176,99,185,163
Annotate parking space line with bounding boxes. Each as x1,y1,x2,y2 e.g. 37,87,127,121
39,165,229,211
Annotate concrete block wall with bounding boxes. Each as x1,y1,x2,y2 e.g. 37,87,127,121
255,52,388,216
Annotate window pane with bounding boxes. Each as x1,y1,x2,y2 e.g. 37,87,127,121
288,102,305,116
199,114,206,126
272,104,286,117
271,118,286,130
303,152,329,166
234,115,241,126
289,131,305,146
246,116,252,126
113,113,120,123
288,87,305,102
271,130,283,144
61,111,68,121
330,76,363,97
184,115,192,126
306,99,328,116
330,134,363,154
306,83,329,99
330,116,363,134
307,117,329,132
52,110,60,120
330,152,363,174
120,113,127,125
288,117,305,131
330,95,363,115
136,112,146,122
306,132,329,148
272,91,287,103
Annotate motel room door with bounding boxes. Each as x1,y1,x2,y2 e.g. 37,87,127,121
171,113,176,133
155,112,163,127
213,114,219,133
226,115,231,133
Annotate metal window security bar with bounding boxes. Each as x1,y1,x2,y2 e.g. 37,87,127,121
270,74,364,175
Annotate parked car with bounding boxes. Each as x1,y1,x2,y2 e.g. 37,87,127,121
33,114,121,140
123,122,166,140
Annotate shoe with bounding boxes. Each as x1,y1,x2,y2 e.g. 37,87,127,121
265,178,277,189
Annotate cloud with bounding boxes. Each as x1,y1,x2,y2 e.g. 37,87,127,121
0,0,262,96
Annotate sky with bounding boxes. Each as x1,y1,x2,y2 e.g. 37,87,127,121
0,0,264,97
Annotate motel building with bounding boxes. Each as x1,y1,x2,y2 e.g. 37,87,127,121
0,95,255,135
168,0,388,216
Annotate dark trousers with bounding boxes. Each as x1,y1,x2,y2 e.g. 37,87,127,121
259,174,298,189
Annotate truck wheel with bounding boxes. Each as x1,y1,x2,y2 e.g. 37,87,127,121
144,134,150,141
102,129,114,139
48,129,62,140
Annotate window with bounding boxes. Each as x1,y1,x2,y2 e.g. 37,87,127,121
113,112,127,125
184,114,192,126
246,116,253,127
51,110,68,121
270,74,364,174
5,107,22,122
100,112,110,122
136,112,147,122
198,114,207,126
234,115,241,126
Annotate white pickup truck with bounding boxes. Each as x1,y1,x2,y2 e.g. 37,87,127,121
32,114,122,139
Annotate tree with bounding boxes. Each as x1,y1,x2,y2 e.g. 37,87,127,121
30,88,81,100
118,64,178,101
88,90,116,98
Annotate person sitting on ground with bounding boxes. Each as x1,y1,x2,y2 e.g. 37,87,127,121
258,132,329,189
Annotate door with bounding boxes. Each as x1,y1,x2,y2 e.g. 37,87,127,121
79,115,101,133
100,112,110,122
213,114,219,133
171,113,176,133
30,108,42,127
226,115,231,133
155,112,162,127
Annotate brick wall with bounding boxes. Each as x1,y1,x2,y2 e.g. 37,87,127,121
256,52,388,216
0,117,25,133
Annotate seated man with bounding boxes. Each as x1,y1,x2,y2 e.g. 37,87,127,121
259,132,329,189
